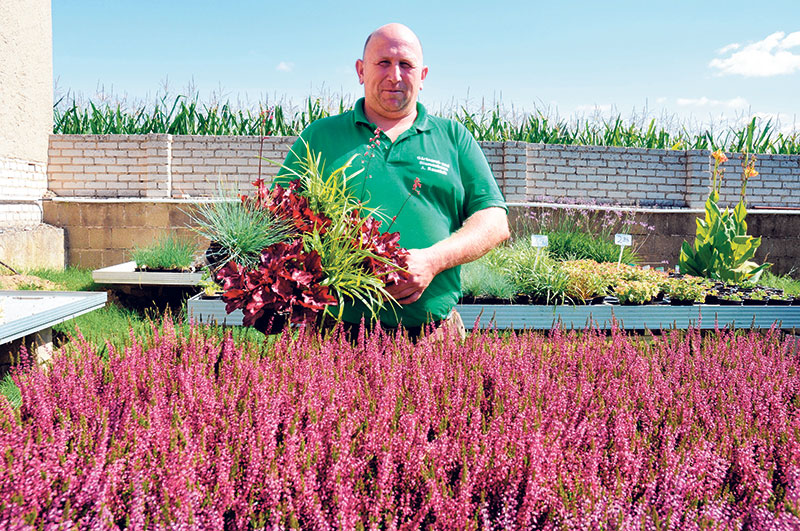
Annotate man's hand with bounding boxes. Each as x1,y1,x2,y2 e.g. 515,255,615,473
385,207,510,306
385,248,438,305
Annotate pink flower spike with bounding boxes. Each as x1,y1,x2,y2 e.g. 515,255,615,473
412,177,422,194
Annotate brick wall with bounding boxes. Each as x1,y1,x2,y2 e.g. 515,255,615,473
48,134,169,198
47,135,800,209
0,156,47,225
170,136,294,197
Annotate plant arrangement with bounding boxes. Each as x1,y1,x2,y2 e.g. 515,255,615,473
213,144,411,327
679,149,770,283
3,321,800,527
130,233,199,271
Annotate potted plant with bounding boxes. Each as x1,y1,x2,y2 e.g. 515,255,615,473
665,276,708,305
679,150,770,284
720,292,743,305
130,233,200,272
561,260,608,304
93,233,205,287
743,288,768,306
613,280,660,305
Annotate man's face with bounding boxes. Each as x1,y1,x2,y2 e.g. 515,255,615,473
356,31,428,121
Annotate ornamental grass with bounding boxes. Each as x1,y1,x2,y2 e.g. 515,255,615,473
1,321,799,528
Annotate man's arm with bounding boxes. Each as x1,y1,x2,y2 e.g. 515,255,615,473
385,207,510,305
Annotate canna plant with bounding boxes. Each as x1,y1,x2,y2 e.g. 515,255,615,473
679,149,770,283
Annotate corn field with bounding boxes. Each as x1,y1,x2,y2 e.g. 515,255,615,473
53,94,800,154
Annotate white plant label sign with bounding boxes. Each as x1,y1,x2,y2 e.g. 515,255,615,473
615,234,632,247
531,234,549,248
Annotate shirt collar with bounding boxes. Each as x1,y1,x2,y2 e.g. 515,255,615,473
353,97,432,133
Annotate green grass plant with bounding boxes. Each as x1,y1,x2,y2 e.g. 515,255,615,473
461,261,516,300
187,196,294,269
130,233,198,271
759,271,800,296
282,144,400,320
54,92,800,155
25,267,100,291
545,230,639,264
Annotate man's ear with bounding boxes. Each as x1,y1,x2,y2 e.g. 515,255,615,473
355,59,365,85
420,65,429,88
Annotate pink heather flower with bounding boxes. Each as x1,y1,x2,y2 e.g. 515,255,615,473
412,177,422,194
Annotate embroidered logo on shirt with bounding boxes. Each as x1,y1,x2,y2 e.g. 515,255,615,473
417,156,450,175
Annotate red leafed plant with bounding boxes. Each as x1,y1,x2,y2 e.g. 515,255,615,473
217,239,336,326
214,144,412,327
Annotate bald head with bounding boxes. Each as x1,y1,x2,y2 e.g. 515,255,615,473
363,23,423,60
356,23,428,124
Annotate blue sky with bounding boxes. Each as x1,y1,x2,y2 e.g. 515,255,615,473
53,1,800,133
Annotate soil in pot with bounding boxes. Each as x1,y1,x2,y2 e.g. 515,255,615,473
459,295,513,305
669,299,696,306
767,298,791,306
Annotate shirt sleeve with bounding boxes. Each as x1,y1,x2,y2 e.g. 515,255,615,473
273,135,307,188
455,123,508,219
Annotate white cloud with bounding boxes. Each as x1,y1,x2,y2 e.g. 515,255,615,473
709,31,800,76
655,97,667,104
276,61,294,72
676,96,749,109
717,42,740,55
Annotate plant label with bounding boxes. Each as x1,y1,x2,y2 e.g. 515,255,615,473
615,234,632,247
531,235,549,248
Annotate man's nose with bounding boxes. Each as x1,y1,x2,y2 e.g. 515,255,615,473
386,63,402,81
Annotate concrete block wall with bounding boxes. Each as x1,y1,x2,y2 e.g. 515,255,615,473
46,135,800,209
42,200,202,268
0,156,47,225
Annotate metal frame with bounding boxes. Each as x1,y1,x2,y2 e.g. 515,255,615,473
92,261,203,286
187,295,800,331
0,291,108,345
456,303,800,330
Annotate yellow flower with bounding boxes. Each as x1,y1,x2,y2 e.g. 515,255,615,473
711,150,728,164
744,166,758,179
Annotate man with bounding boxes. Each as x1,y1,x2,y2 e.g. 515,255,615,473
279,23,509,336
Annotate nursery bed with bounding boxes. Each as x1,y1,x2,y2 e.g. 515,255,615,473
456,303,800,331
188,294,800,331
92,261,203,286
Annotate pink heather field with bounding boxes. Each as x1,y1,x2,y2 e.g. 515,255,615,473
2,319,800,529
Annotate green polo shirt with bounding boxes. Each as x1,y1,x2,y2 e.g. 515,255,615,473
277,98,506,327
